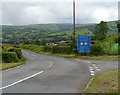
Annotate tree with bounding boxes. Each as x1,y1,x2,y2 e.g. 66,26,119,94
94,21,108,40
117,21,120,33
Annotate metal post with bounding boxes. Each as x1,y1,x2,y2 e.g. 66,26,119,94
73,0,76,39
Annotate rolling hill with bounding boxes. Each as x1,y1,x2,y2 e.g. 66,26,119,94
1,20,118,44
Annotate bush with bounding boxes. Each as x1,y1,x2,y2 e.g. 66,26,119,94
43,45,72,54
109,44,119,55
2,52,19,63
43,45,52,52
7,48,22,59
52,46,71,54
90,44,105,56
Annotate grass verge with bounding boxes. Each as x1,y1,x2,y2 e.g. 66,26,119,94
22,48,118,61
84,69,119,93
0,56,26,71
75,55,118,61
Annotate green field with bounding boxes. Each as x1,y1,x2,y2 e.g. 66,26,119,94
1,21,118,44
84,69,119,93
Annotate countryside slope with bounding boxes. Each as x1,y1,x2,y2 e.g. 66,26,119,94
1,21,118,44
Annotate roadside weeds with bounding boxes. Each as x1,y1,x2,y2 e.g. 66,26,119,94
84,69,119,94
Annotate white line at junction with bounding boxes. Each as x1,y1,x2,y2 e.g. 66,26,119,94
75,59,95,76
90,70,94,76
92,64,101,71
33,54,37,57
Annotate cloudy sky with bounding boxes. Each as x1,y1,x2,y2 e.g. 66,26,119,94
1,0,119,25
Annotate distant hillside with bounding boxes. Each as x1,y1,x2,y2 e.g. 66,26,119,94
1,21,118,44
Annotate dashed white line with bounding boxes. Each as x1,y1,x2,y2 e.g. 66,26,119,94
86,61,91,63
93,64,96,67
75,59,91,64
75,59,95,76
90,70,95,76
92,64,101,71
75,59,81,61
97,68,100,71
75,59,101,76
89,67,93,71
82,60,86,62
0,71,44,90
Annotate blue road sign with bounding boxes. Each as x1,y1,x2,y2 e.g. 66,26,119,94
51,40,55,43
77,36,91,53
15,42,19,45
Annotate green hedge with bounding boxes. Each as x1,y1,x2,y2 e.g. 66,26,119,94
43,45,52,52
7,48,22,59
43,45,72,54
89,44,105,56
52,46,71,54
44,44,105,55
2,52,19,63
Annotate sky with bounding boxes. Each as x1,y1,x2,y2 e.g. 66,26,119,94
0,0,119,25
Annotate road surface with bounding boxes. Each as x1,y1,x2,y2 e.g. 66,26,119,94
1,50,118,93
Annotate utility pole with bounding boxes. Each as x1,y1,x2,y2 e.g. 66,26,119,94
73,0,76,39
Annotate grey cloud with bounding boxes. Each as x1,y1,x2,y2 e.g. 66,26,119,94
2,2,118,25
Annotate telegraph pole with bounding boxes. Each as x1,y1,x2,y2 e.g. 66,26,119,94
73,0,76,39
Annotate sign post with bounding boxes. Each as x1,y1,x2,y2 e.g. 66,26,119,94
77,36,91,53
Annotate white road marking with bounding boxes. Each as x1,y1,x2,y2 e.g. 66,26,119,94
82,60,86,62
84,77,94,92
89,67,95,76
92,64,101,71
49,63,54,68
95,66,97,68
90,71,95,76
75,59,96,76
93,64,96,66
86,61,91,63
97,68,100,71
0,71,44,90
75,59,81,61
89,67,93,71
33,54,37,57
75,59,91,64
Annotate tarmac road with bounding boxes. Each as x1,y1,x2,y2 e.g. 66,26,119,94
1,50,118,93
2,50,91,93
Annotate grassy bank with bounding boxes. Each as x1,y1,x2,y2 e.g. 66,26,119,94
0,56,26,71
84,69,119,93
1,44,27,70
37,53,118,61
20,44,118,61
75,55,118,61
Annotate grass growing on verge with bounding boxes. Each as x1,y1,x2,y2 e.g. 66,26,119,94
0,56,26,71
75,55,118,61
20,44,118,61
22,48,118,61
84,69,119,93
